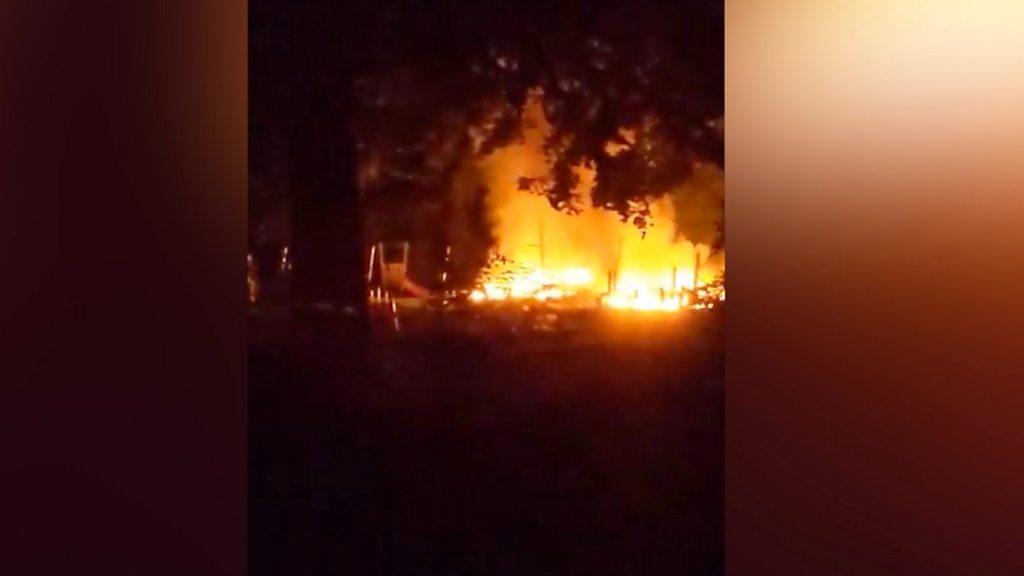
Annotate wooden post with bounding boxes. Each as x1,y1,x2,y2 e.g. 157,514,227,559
367,244,376,284
693,251,702,290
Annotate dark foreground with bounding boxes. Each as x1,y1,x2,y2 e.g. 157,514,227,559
250,307,723,575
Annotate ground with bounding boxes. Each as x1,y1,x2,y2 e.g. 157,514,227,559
249,304,723,575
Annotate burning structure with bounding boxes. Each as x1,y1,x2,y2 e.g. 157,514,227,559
359,86,723,314
465,94,724,312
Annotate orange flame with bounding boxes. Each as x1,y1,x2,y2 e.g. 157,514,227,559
470,93,722,311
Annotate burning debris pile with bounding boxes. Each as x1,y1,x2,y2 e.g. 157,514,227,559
469,250,722,312
465,94,724,312
470,254,596,304
360,91,723,316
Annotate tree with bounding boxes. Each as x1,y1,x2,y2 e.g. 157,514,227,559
354,0,722,244
250,0,723,308
251,0,369,312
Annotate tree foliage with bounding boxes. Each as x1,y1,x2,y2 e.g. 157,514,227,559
252,0,723,242
352,0,723,226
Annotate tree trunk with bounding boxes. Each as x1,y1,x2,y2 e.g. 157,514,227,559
282,1,367,357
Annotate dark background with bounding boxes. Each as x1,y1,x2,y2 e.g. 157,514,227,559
0,2,245,574
2,1,1023,574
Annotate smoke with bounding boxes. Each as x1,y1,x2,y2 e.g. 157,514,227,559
445,155,494,287
669,161,725,252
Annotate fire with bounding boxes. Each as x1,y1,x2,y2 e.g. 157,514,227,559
247,253,260,305
467,93,723,312
603,290,683,312
476,263,594,302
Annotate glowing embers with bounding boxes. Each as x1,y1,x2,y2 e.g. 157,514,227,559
467,259,723,313
470,255,594,304
601,289,685,312
469,255,696,312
